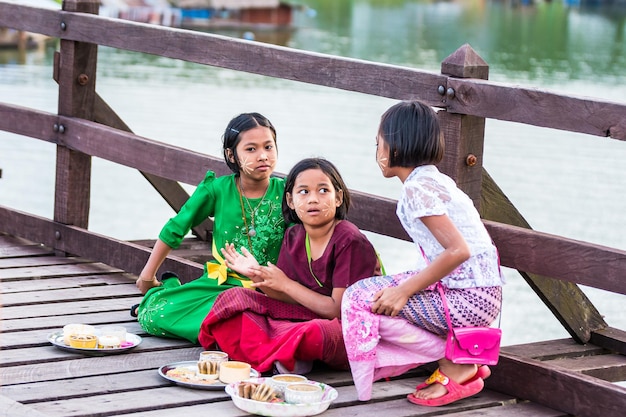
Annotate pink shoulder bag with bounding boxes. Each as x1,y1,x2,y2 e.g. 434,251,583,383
437,283,502,366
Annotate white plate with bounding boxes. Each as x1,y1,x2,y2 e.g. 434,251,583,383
159,361,260,391
226,377,338,417
47,330,141,356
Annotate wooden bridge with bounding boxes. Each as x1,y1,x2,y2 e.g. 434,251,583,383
1,1,626,416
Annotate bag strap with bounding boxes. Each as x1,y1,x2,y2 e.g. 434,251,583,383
437,282,455,331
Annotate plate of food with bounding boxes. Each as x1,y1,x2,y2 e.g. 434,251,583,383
158,361,260,390
225,377,338,417
47,324,141,356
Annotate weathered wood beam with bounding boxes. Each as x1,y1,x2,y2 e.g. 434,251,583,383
490,349,626,417
56,115,225,185
503,337,626,382
0,205,203,282
481,169,607,343
448,77,626,140
485,220,626,296
590,327,626,356
92,92,214,242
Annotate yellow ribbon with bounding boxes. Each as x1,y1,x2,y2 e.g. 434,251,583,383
206,241,253,288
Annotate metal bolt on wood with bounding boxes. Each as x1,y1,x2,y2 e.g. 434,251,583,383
77,74,89,85
446,87,455,99
60,21,67,31
438,85,446,95
55,231,61,240
465,154,477,167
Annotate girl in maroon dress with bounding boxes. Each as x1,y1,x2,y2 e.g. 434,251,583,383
198,157,382,374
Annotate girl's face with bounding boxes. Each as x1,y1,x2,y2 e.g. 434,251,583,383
375,134,393,178
228,126,277,181
287,168,342,228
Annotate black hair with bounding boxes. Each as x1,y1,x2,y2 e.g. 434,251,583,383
282,158,351,225
378,100,444,167
222,112,277,174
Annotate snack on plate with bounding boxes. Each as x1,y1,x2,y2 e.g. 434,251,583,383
237,382,279,402
68,334,98,349
219,361,251,384
198,360,219,374
166,367,196,378
165,366,219,385
98,335,121,349
63,324,95,345
197,360,219,380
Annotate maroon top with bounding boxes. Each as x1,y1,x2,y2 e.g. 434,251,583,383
276,220,381,297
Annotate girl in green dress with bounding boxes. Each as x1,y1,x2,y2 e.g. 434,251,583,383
133,112,286,343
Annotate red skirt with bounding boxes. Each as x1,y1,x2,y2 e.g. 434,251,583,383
198,287,348,373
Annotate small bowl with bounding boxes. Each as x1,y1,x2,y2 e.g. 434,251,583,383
285,382,324,404
97,334,121,349
68,334,98,349
63,323,95,345
199,350,229,362
268,374,308,394
99,325,127,342
219,361,251,384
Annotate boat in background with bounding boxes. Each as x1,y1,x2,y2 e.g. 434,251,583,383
100,0,183,27
172,0,297,31
98,0,299,30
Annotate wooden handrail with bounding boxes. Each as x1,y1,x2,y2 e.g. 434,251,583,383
1,101,624,296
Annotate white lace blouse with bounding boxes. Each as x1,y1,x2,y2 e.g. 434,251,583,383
397,165,504,289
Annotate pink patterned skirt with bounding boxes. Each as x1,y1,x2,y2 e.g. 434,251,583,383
341,272,502,400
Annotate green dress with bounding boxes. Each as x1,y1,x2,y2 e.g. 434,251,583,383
137,171,286,343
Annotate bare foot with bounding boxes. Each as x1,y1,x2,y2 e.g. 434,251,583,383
413,360,478,400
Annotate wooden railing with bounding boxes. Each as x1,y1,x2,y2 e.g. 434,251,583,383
1,0,625,355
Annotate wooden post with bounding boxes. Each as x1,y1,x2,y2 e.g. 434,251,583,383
54,0,99,234
439,45,607,343
438,44,489,210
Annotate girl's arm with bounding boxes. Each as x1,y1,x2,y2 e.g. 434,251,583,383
250,263,344,319
371,214,470,316
136,239,172,294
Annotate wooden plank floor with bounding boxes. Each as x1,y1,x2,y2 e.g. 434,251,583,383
0,232,570,417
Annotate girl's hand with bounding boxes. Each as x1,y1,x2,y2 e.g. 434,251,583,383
221,244,260,277
250,262,290,293
371,286,410,317
135,275,161,294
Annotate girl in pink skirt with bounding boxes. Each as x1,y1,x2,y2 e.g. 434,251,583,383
341,100,504,406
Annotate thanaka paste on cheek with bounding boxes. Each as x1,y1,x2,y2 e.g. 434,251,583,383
294,200,306,217
377,156,388,171
239,156,253,175
320,201,333,217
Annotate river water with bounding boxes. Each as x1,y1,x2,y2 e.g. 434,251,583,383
1,0,625,346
